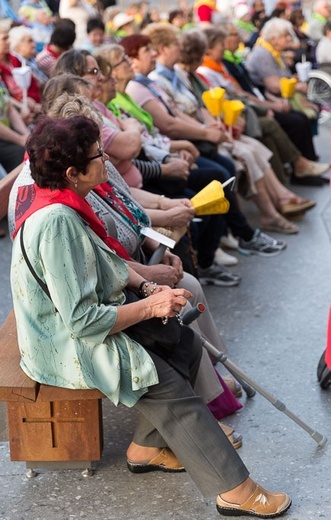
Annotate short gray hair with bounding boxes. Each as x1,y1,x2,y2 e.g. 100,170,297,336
9,26,34,52
260,18,294,41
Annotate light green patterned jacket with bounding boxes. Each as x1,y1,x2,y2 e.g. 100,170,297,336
11,204,158,407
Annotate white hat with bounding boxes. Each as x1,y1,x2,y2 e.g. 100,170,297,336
113,12,135,31
234,4,250,19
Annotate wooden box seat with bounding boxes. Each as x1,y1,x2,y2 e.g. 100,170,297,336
0,311,106,471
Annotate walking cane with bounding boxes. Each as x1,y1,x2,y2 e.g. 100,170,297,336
183,304,328,447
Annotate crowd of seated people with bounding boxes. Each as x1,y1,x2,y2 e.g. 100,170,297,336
0,3,330,514
0,0,330,228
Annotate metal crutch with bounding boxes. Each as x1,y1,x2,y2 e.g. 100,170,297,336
182,304,328,447
183,303,256,398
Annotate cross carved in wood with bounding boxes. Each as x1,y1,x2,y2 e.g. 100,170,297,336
22,402,84,448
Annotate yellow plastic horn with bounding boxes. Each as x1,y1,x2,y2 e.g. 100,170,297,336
190,180,230,215
279,77,297,99
222,99,245,127
202,87,226,117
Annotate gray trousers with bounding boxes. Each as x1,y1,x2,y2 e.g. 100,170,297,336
133,348,249,497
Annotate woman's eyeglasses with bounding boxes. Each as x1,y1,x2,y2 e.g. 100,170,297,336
88,144,105,162
85,67,101,76
112,54,130,69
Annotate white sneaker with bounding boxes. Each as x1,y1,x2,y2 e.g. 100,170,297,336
220,232,239,250
214,247,239,266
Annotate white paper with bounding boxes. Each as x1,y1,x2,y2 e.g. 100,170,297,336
140,227,176,248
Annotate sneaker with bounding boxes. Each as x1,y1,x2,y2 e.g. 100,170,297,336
214,247,239,266
220,232,239,250
197,263,241,286
238,230,286,257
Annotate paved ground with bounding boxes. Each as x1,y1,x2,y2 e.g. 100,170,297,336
0,121,331,520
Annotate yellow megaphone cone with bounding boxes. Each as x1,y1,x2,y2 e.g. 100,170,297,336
202,87,226,118
191,180,230,215
222,100,245,127
280,77,297,99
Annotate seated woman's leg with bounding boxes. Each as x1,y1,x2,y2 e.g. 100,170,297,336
131,349,249,496
130,350,291,517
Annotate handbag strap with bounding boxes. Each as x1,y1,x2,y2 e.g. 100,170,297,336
20,221,56,308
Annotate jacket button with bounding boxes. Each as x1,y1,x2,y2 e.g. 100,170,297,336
133,377,139,383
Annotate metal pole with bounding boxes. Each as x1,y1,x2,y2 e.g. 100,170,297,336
182,304,255,397
182,304,327,447
201,336,328,448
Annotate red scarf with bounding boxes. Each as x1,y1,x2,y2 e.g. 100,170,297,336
12,183,131,260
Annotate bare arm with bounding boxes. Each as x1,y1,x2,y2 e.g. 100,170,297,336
106,129,142,160
142,99,224,142
145,206,194,227
264,75,308,95
0,121,27,146
130,188,191,210
8,104,29,136
127,261,182,288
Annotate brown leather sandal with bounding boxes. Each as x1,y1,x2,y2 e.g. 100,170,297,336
216,482,292,517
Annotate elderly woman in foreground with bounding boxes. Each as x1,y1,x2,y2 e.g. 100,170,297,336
10,115,291,519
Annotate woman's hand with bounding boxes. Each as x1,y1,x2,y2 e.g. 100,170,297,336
162,250,183,282
170,140,200,160
233,116,246,139
271,98,291,112
179,149,196,165
160,197,193,210
112,284,191,333
164,206,195,227
120,118,144,133
142,264,182,288
147,287,192,319
204,124,226,144
161,157,190,179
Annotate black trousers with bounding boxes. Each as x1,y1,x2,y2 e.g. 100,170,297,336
0,140,25,173
274,110,317,161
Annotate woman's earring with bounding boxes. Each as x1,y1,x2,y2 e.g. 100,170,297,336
74,181,78,189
